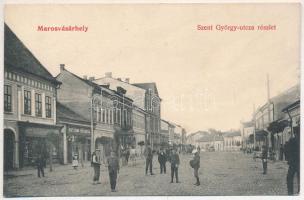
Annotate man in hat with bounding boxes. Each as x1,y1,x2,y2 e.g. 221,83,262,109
169,148,180,183
91,150,101,185
144,143,155,175
261,145,268,175
286,131,300,195
190,149,200,186
107,151,120,192
158,148,167,174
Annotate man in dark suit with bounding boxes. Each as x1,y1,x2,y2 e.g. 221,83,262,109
286,131,300,195
158,148,167,174
36,154,45,178
191,150,200,186
169,148,180,183
107,151,120,192
144,143,154,175
261,145,268,175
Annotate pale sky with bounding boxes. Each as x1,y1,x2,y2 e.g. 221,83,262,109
4,4,300,133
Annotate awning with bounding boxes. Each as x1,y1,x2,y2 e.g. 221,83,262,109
18,121,62,137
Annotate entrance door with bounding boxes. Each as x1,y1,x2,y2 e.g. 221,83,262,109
4,129,15,171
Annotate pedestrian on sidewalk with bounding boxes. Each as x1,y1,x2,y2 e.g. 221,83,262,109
261,145,268,175
169,148,180,183
107,151,120,192
144,143,155,175
285,131,300,195
158,148,167,174
35,154,45,178
190,149,200,186
91,150,101,185
72,154,79,170
279,144,284,161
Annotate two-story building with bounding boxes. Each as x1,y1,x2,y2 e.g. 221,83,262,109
94,73,162,151
223,131,242,151
56,67,123,161
4,24,62,169
160,119,170,146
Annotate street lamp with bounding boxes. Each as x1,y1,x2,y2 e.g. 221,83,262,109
90,94,102,154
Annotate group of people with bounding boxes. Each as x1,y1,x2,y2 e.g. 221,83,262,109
91,149,120,192
144,143,201,186
255,131,300,195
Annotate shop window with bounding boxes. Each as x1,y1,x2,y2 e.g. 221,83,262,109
113,108,117,124
106,109,109,124
4,85,12,112
102,109,105,123
110,110,113,124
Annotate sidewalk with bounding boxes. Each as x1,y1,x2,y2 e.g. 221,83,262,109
4,157,146,178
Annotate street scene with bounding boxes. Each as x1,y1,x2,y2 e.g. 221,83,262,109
4,152,291,196
3,3,301,197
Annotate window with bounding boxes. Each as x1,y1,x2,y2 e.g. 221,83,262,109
110,110,113,124
98,108,101,122
4,85,12,112
45,96,52,118
102,109,105,123
106,109,109,124
35,93,42,117
24,90,31,115
123,109,127,126
117,110,121,125
113,108,117,124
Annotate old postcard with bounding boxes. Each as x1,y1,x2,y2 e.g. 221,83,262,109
2,1,302,198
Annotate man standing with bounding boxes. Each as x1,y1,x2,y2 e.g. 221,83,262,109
169,148,180,183
144,143,154,175
190,150,200,186
91,150,101,185
107,151,120,192
261,145,268,175
286,132,300,195
158,148,167,174
36,154,45,178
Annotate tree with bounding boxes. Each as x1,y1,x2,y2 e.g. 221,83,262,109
46,132,58,172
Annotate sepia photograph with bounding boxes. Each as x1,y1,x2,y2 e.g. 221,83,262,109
2,1,301,197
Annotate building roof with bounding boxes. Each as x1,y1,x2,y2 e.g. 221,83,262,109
57,102,90,124
282,99,300,112
132,82,160,97
223,131,241,137
198,134,224,142
242,121,254,127
4,23,60,85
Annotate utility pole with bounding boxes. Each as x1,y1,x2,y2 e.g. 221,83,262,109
253,103,256,149
266,74,271,147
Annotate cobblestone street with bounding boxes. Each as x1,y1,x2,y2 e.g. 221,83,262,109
4,152,291,197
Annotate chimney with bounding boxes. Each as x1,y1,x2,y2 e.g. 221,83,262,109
117,78,122,81
105,72,112,78
83,75,87,80
60,64,65,72
125,78,130,83
89,76,95,81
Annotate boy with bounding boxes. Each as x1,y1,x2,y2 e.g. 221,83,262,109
169,148,180,183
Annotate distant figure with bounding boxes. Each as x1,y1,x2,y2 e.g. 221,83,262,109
284,142,289,161
286,132,300,195
261,145,268,175
190,149,200,186
130,147,137,166
144,144,154,175
169,148,180,183
36,154,45,178
279,144,284,161
72,154,79,170
107,151,120,192
158,148,167,174
125,147,130,165
91,150,101,185
197,146,201,153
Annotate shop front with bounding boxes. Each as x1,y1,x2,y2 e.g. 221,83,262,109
66,125,91,163
18,121,62,168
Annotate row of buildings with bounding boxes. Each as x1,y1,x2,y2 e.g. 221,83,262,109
240,84,300,159
3,24,186,170
186,130,242,152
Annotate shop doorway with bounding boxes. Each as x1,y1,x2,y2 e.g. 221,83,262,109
4,129,15,171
